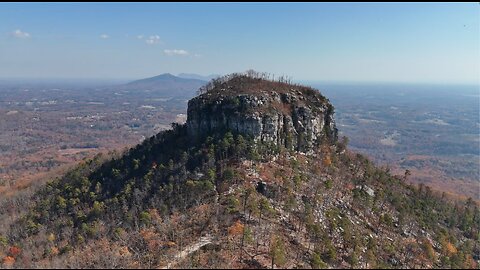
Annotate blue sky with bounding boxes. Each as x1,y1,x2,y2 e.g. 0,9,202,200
0,2,478,84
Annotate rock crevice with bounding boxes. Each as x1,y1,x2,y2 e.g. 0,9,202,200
186,76,337,152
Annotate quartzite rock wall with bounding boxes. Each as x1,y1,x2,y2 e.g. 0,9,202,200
186,82,337,153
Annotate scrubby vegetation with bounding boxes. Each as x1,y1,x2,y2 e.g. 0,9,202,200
0,75,478,268
0,124,477,268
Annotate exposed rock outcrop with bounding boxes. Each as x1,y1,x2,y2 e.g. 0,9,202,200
186,75,337,152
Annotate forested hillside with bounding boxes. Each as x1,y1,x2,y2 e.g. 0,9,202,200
1,74,478,269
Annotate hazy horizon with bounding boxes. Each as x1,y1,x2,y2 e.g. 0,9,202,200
1,2,479,85
1,75,479,89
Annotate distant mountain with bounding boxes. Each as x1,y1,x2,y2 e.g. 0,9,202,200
114,73,206,98
177,73,221,81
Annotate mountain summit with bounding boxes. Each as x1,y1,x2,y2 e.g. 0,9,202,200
4,72,478,269
126,73,196,85
115,73,206,98
187,74,337,152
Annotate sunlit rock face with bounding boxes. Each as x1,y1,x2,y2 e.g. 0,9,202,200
187,75,337,152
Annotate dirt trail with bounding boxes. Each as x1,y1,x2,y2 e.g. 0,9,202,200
162,235,213,269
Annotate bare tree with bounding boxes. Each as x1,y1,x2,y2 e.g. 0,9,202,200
196,70,296,96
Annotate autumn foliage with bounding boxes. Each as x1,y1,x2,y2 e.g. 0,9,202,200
445,242,457,256
2,256,15,267
8,246,21,258
323,155,332,167
228,220,244,236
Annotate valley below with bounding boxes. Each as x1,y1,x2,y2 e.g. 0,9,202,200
317,83,479,200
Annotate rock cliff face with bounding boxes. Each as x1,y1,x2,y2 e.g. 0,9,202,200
187,75,337,152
